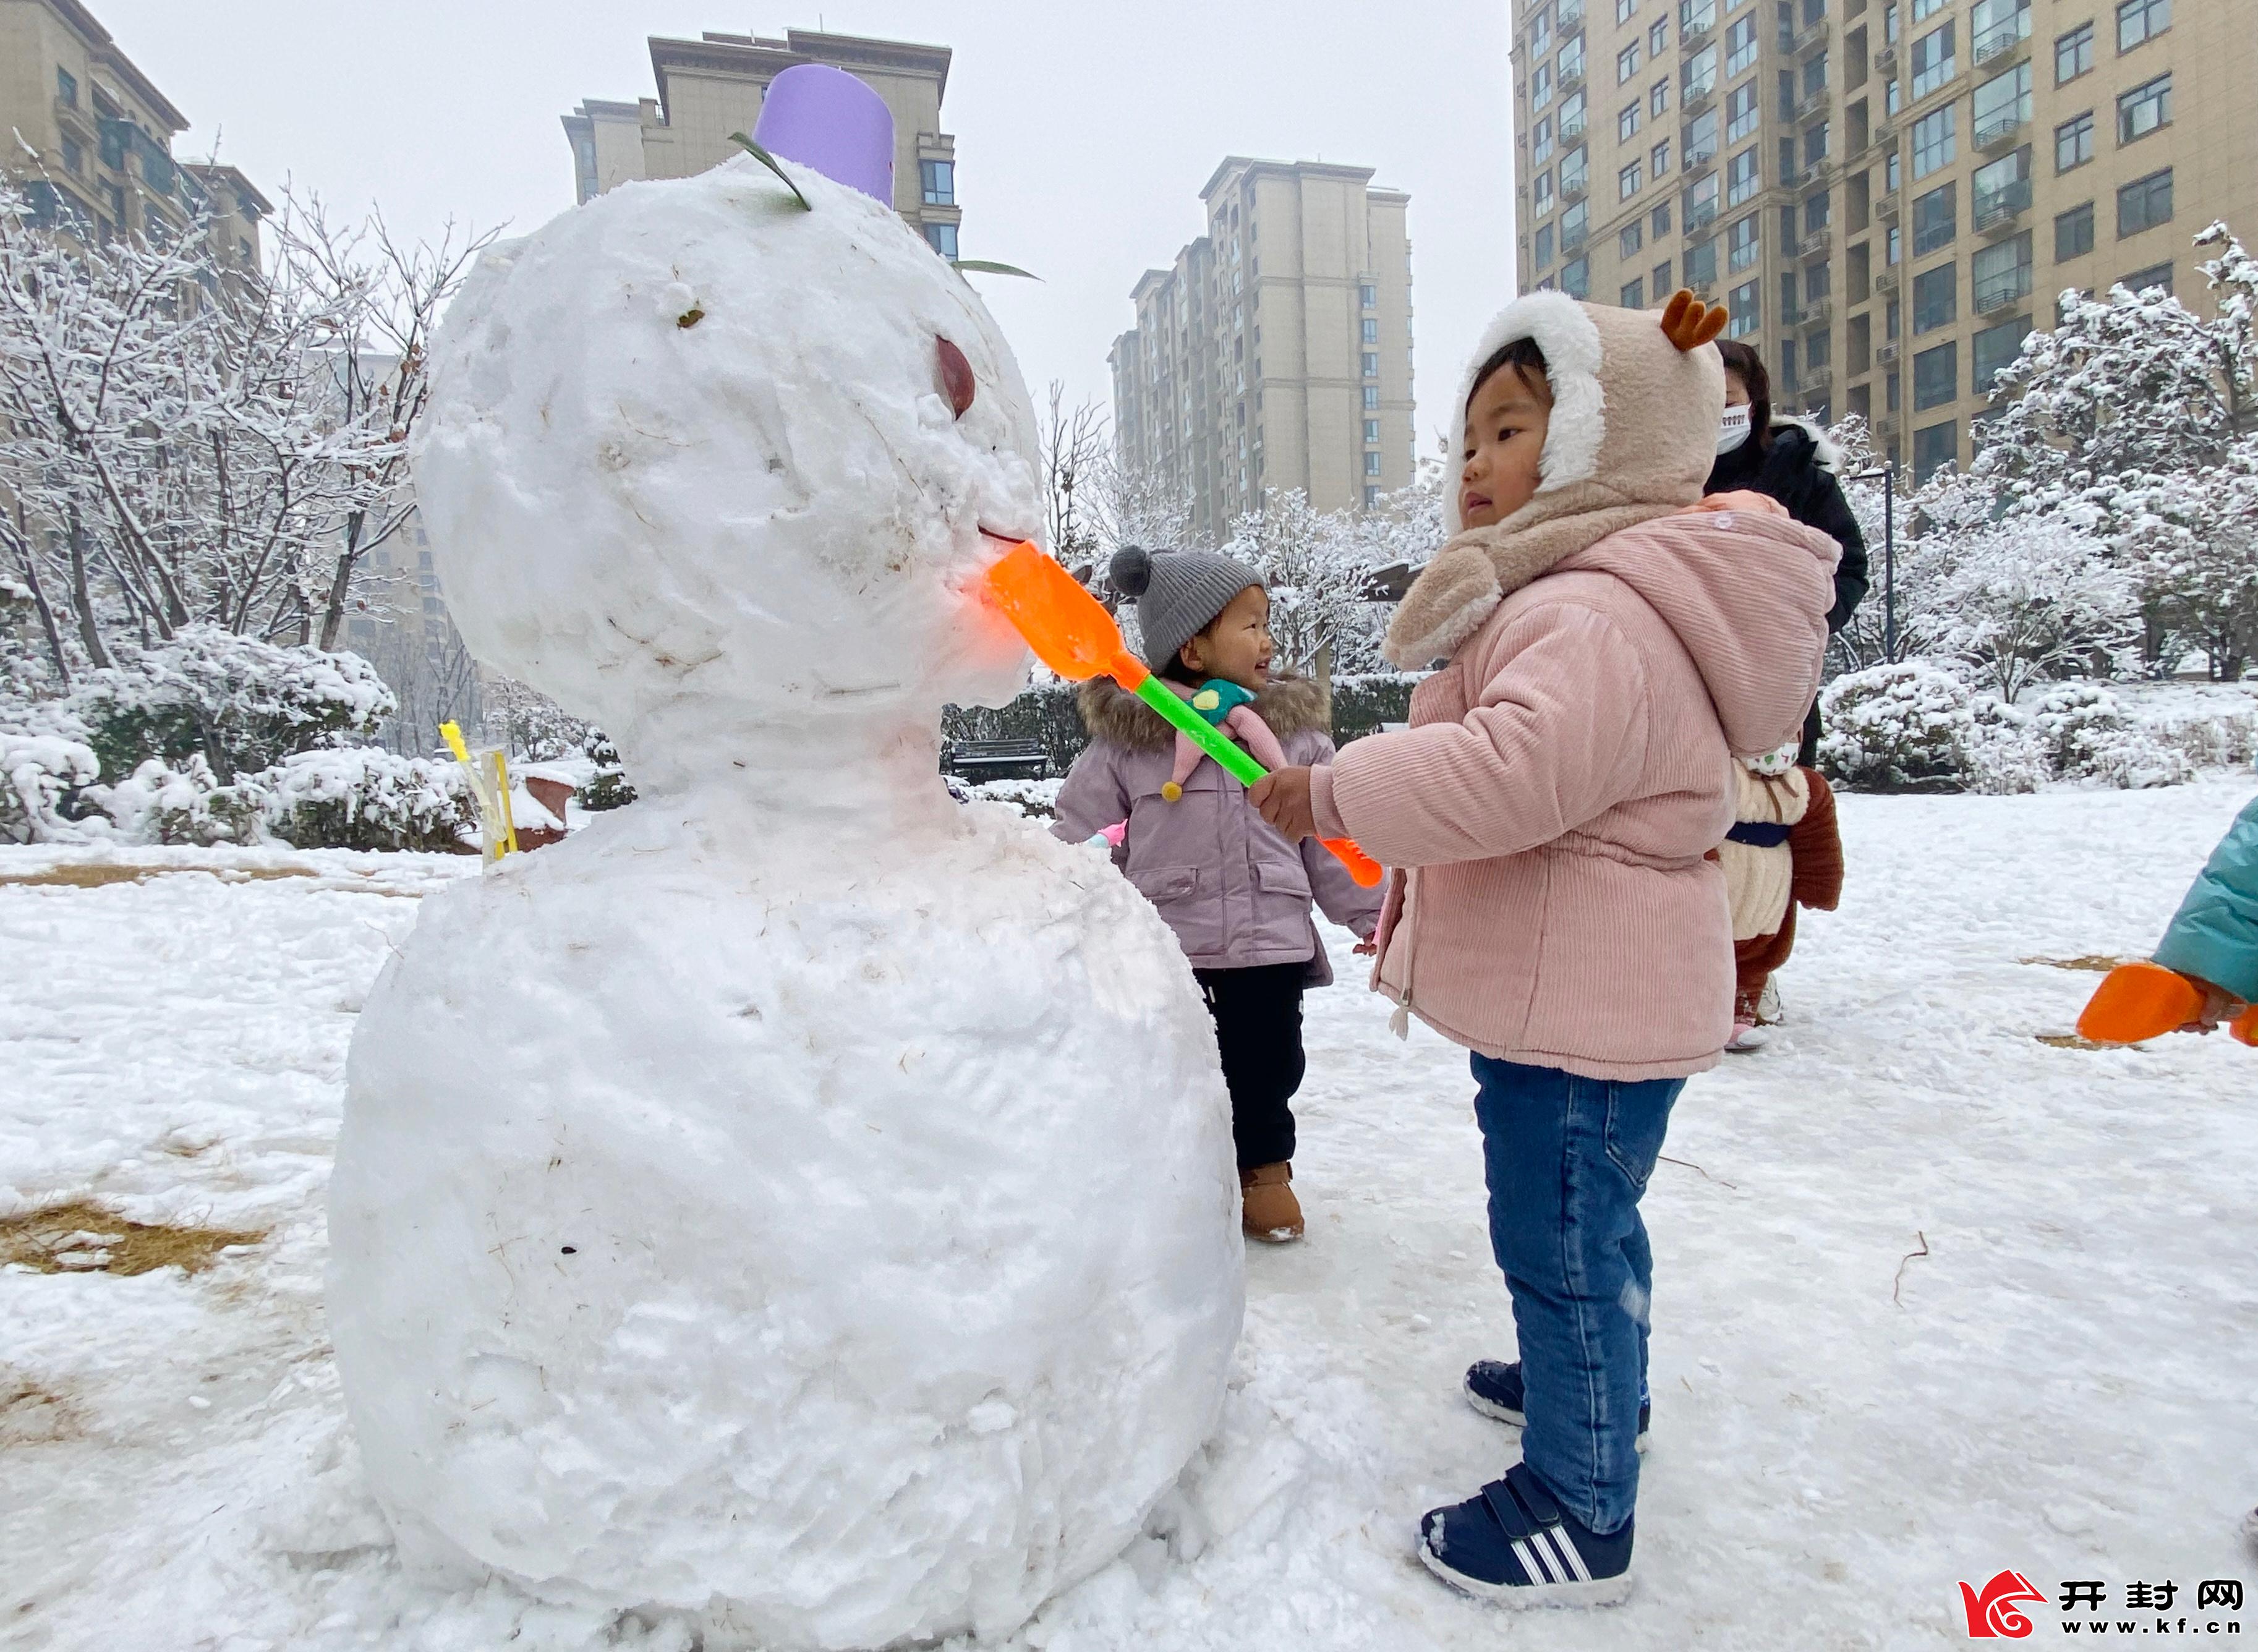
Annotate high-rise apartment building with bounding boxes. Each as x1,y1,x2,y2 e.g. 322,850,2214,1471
1510,0,2257,479
563,28,962,257
1110,158,1415,543
0,0,268,266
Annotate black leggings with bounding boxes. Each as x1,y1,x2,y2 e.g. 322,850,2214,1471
1194,962,1308,1170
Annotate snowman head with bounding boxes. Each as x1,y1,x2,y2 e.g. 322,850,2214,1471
412,142,1041,796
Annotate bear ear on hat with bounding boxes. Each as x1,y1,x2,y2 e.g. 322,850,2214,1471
1109,545,1155,597
1660,288,1729,351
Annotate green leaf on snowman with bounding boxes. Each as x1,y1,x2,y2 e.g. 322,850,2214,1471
728,133,814,211
952,260,1041,280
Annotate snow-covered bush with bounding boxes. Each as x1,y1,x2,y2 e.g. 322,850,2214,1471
1964,696,2048,794
579,728,637,811
87,756,268,846
963,778,1063,820
2147,702,2258,769
262,747,475,853
2028,684,2194,789
0,728,100,843
66,626,394,784
1818,663,1977,791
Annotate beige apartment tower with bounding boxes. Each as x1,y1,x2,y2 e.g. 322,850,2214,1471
1110,158,1415,543
1509,0,2257,479
0,0,268,265
564,28,962,257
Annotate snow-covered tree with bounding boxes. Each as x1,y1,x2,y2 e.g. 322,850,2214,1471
0,179,490,680
1039,385,1109,580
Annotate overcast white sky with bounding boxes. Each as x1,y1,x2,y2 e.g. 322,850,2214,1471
96,0,1514,450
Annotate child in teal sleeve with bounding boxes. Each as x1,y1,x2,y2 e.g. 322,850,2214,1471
2082,795,2258,1043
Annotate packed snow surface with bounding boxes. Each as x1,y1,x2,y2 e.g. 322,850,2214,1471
4,781,2254,1648
352,151,1242,1648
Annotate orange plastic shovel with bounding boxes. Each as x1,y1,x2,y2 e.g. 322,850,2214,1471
2077,960,2258,1045
983,540,1384,888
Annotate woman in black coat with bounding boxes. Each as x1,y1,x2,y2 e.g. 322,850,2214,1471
1704,339,1870,764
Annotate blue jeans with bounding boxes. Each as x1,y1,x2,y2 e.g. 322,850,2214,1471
1470,1054,1684,1536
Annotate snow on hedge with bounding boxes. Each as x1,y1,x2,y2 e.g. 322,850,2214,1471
262,747,475,854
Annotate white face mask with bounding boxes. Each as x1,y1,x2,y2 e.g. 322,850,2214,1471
1716,405,1753,455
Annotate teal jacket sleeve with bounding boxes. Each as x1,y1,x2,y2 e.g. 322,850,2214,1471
2153,795,2258,1002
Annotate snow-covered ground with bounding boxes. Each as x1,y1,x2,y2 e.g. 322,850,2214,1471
4,783,2255,1650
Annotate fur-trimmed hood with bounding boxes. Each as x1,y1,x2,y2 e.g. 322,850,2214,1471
1387,294,1727,670
1770,414,1844,475
1077,673,1329,752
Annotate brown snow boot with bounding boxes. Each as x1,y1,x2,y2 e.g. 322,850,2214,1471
1240,1162,1304,1243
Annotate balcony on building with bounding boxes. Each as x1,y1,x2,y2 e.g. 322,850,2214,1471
1682,79,1717,116
1799,226,1834,260
1975,113,2028,154
1975,181,2033,236
1877,191,1902,221
1793,17,1831,57
1973,17,2030,68
1802,297,1834,331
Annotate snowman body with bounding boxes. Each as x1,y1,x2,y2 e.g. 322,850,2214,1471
329,156,1243,1650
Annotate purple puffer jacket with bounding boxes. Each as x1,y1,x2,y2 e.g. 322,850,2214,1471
1050,676,1383,986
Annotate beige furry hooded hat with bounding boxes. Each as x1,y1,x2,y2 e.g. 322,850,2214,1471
1384,292,1729,670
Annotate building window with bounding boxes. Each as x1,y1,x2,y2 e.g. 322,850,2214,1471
1914,420,1958,482
1363,385,1381,411
61,137,82,175
1364,485,1382,509
1888,223,1902,265
1621,160,1644,200
1726,13,1759,74
1652,138,1672,177
2116,167,2171,237
1360,283,1377,309
1974,62,2032,145
1620,101,1642,142
1729,214,1761,271
1913,182,1955,254
2117,74,2171,145
1621,222,1645,258
1729,278,1762,337
1361,317,1380,343
1561,147,1589,195
1727,147,1760,205
1562,198,1590,249
1687,237,1719,286
1912,105,1956,178
1530,4,1554,56
1972,315,2033,394
2116,0,2169,53
1913,0,1948,19
2055,111,2094,172
1910,22,1956,99
1913,261,1956,331
1728,80,1760,141
2055,20,2094,82
1535,64,1554,107
1619,42,1642,82
922,221,959,258
1888,151,1901,194
1534,116,1557,164
1561,33,1587,80
1972,230,2032,309
1652,79,1671,116
2055,200,2095,260
1622,277,1648,308
1362,351,1380,377
1805,121,1830,169
1365,419,1382,442
1653,257,1674,293
1562,88,1588,134
1535,221,1556,268
919,160,955,205
1685,43,1719,97
1689,106,1721,164
1652,203,1672,237
1535,168,1557,214
1366,451,1384,476
2120,260,2173,295
1562,256,1591,297
1619,0,1638,19
1650,19,1669,55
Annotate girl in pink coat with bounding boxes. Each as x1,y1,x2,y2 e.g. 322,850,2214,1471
1253,292,1838,1607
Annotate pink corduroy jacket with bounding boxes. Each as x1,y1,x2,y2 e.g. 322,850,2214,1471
1307,292,1838,1081
1312,512,1837,1079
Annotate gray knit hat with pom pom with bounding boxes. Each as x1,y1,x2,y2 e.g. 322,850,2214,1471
1109,545,1263,672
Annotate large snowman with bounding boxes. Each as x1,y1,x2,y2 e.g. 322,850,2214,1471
328,67,1243,1651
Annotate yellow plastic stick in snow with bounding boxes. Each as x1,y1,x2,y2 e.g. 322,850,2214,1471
441,721,519,861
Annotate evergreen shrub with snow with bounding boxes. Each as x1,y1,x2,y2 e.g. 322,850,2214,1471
66,626,395,785
0,728,100,843
2027,684,2194,790
262,747,476,853
579,728,638,811
88,757,269,847
1818,663,1978,791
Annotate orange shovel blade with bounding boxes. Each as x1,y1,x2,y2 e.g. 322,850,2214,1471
2077,961,2204,1045
983,540,1145,688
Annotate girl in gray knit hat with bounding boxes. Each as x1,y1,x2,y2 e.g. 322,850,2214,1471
1050,547,1382,1243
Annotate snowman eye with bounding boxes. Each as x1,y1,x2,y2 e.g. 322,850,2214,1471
936,337,976,420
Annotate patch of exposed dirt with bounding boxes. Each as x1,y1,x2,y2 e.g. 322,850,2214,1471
0,1199,265,1277
0,1376,83,1446
2021,954,2134,973
2035,1033,2118,1051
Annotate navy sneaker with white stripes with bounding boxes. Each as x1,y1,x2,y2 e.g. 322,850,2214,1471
1463,1359,1651,1452
1418,1462,1635,1607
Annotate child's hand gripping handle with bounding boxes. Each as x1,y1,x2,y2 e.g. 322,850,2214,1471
2077,960,2258,1045
982,540,1385,888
